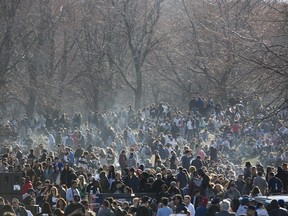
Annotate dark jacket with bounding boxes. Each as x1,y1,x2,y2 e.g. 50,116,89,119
206,204,221,216
215,211,236,216
268,177,283,194
175,203,188,214
128,175,140,193
61,168,76,188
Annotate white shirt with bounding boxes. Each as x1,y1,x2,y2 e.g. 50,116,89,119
187,120,193,130
236,205,247,216
256,208,269,216
187,203,195,216
66,187,80,202
26,210,33,216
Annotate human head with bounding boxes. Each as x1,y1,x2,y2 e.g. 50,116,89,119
29,198,36,206
170,181,177,187
161,197,169,206
230,182,237,190
156,173,162,179
51,186,59,195
72,180,78,188
219,199,231,212
189,166,196,173
27,188,36,197
56,198,67,209
245,161,252,167
81,200,89,209
270,199,279,209
73,195,81,204
42,202,53,214
174,194,182,205
0,197,4,205
278,199,285,208
161,184,168,191
282,163,288,171
241,197,250,206
201,197,208,206
211,198,220,205
132,197,140,206
2,204,15,215
184,195,191,205
141,196,149,205
166,169,172,176
11,198,19,208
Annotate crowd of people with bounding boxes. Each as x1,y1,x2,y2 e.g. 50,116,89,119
0,97,287,216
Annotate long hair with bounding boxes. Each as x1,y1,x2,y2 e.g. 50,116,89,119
42,201,53,214
49,186,60,197
56,198,67,210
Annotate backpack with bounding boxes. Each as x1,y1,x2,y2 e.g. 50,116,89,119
189,176,202,195
271,178,283,193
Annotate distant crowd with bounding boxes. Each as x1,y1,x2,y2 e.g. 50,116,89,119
0,97,288,216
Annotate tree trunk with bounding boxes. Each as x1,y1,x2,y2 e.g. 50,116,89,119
25,58,38,118
134,64,142,110
134,86,142,111
26,88,36,118
93,87,99,111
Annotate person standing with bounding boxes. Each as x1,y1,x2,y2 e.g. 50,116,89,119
253,171,268,195
66,180,81,203
195,197,208,216
12,198,28,216
215,199,236,216
119,150,127,171
268,172,283,194
156,197,173,216
136,196,152,216
64,195,85,216
97,200,115,216
184,195,195,216
174,194,189,214
47,130,56,150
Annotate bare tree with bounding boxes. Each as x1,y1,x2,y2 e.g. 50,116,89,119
106,0,167,110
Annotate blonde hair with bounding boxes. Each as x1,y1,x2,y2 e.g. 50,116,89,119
50,186,60,197
78,175,87,185
213,183,224,191
189,166,196,173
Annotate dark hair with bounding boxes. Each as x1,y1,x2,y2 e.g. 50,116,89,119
103,200,110,208
161,184,168,191
56,198,67,209
105,197,114,205
42,202,52,214
2,205,15,214
53,208,64,216
174,194,182,202
81,200,89,207
161,197,169,206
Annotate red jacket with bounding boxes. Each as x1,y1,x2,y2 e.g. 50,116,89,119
21,181,33,195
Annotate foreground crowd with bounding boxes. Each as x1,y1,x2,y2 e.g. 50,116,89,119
0,97,288,216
